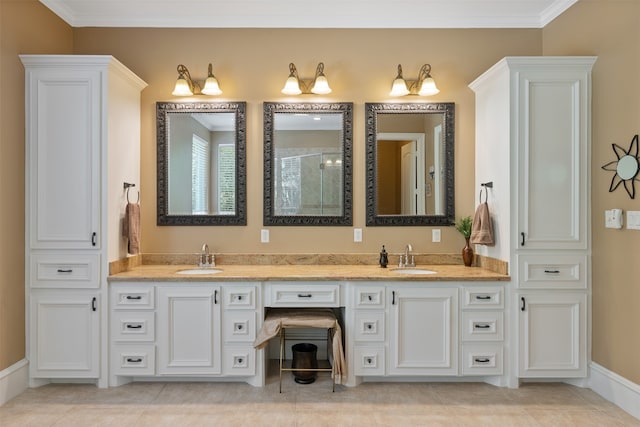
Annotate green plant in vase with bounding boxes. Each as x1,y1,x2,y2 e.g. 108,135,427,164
456,216,474,266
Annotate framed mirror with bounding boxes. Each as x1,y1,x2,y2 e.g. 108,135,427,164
365,102,455,226
264,102,353,226
157,102,246,225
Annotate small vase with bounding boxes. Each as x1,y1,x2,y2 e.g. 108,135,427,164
462,237,474,267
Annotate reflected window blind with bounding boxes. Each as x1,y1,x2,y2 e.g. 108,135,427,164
192,135,210,214
217,144,235,214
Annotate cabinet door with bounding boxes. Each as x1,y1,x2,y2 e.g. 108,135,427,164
30,291,99,378
26,68,101,249
157,286,221,375
389,287,458,376
516,68,589,250
519,292,586,377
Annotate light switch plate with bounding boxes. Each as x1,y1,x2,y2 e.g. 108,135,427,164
432,229,441,242
261,229,269,243
605,209,623,229
627,211,640,230
354,228,363,242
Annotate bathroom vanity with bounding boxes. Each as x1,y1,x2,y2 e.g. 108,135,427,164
107,264,508,388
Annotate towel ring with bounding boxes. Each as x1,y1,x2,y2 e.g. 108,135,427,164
479,188,488,204
124,182,139,204
126,187,140,204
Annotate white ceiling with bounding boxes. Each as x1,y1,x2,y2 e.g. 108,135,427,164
39,0,578,29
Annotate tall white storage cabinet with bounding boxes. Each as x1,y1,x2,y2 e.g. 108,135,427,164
22,55,147,387
470,57,595,383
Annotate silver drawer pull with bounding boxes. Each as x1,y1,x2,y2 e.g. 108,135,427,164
297,294,313,298
475,295,492,300
126,324,142,329
544,269,560,274
125,295,142,300
126,357,143,363
474,324,491,329
57,269,73,273
474,357,491,363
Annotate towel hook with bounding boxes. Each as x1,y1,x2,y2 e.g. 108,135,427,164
124,182,139,204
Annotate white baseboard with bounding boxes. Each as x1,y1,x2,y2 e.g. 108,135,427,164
0,359,28,406
590,362,640,420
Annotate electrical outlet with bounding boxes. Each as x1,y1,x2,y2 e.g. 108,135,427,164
432,229,441,242
354,228,363,242
261,229,270,243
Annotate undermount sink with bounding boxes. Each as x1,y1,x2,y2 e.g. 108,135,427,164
390,268,437,275
176,268,223,275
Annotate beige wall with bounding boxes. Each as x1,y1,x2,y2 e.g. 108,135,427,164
72,28,540,254
1,0,637,387
543,0,640,384
0,0,72,370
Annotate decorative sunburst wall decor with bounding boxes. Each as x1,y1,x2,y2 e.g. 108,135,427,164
602,134,640,199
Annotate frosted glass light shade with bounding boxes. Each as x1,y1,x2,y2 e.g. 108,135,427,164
202,76,222,95
390,77,410,96
418,77,440,96
172,77,193,96
282,76,302,95
311,75,332,94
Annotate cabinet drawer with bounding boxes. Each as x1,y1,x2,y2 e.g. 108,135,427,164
222,346,255,376
353,346,385,376
31,254,100,288
461,344,503,376
462,287,503,309
267,283,340,307
112,287,155,309
223,311,256,343
461,311,503,342
112,311,155,342
354,311,385,342
518,254,587,289
354,287,385,309
223,286,257,310
112,344,155,376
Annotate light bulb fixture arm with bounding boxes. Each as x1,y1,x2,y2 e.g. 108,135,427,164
410,64,434,92
176,64,201,94
394,64,404,81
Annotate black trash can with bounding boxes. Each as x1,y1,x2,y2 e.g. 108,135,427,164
291,343,318,384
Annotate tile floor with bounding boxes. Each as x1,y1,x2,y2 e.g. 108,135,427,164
1,370,639,426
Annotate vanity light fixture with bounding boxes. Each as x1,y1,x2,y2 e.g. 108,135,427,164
172,63,222,96
281,62,332,95
389,64,440,97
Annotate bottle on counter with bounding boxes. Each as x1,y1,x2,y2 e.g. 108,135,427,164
379,245,389,268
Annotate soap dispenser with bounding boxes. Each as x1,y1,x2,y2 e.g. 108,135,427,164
379,245,389,268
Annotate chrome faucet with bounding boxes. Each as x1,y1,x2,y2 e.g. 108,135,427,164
399,243,415,268
199,243,215,268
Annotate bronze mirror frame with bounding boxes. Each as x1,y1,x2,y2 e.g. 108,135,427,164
263,102,353,226
156,101,247,225
365,102,455,226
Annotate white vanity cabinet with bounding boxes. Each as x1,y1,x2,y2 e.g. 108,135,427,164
157,286,222,375
109,282,262,386
352,285,386,376
470,56,595,382
22,55,147,387
518,292,586,377
388,286,458,376
30,291,100,378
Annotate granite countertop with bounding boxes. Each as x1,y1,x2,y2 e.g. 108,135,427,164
108,263,509,282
